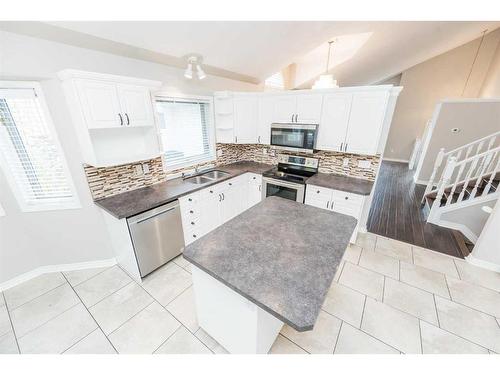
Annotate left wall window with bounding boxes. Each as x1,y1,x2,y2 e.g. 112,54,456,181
0,82,80,212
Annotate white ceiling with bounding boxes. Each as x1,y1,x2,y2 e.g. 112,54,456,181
47,21,500,86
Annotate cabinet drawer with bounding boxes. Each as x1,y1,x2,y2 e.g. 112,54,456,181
306,184,332,199
182,215,202,230
305,196,330,210
181,206,201,221
331,190,364,205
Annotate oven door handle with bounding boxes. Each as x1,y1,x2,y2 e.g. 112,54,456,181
262,177,303,190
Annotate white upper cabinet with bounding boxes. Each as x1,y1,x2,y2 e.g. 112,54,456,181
295,94,323,123
213,86,401,155
316,93,352,152
272,95,297,123
257,96,274,145
76,80,123,129
344,91,389,155
117,84,155,128
59,69,162,167
233,95,259,144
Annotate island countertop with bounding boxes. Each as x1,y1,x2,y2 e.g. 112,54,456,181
182,196,357,332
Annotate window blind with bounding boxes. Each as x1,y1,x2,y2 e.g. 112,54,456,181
0,85,78,211
156,97,215,169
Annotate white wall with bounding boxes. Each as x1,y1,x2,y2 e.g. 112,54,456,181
0,30,260,284
481,41,500,97
414,100,500,183
470,199,500,269
384,29,500,162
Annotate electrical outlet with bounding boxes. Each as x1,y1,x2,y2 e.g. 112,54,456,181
342,158,349,167
142,163,150,174
134,164,143,176
358,160,371,169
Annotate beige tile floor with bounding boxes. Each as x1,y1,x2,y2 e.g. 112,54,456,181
1,233,500,354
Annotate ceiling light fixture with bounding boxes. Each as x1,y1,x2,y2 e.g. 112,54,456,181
184,56,206,80
313,40,339,89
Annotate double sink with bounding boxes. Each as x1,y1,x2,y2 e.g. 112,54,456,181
184,170,231,185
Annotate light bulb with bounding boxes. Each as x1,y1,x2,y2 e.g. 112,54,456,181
196,64,206,80
184,63,193,79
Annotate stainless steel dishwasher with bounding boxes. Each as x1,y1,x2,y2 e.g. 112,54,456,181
127,200,185,277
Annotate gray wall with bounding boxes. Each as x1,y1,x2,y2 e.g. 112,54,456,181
0,30,260,284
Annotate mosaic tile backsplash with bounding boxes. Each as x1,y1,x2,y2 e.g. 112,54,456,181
84,143,380,200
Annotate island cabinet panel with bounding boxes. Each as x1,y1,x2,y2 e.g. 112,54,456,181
192,266,283,354
305,184,365,242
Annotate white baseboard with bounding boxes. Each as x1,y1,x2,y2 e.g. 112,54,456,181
466,254,500,273
382,157,409,163
0,258,117,292
435,219,478,244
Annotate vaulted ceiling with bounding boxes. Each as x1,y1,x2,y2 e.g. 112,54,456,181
5,21,500,87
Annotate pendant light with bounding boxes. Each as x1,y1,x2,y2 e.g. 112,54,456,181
312,40,339,89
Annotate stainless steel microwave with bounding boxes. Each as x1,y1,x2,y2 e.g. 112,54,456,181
270,123,318,153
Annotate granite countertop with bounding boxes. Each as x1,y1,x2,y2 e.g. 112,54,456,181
95,161,274,219
306,173,374,196
183,196,357,332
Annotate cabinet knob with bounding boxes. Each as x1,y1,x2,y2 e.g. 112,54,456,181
191,222,195,225
253,177,256,180
229,182,232,186
345,197,349,200
189,210,193,214
210,190,213,193
188,198,192,202
316,190,320,194
192,234,197,238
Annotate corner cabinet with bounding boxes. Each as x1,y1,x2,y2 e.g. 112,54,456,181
59,70,162,167
214,86,401,156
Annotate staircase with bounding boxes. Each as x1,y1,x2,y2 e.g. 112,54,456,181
421,131,500,251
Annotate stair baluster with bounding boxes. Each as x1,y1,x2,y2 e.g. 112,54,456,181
446,161,466,206
457,157,480,203
421,148,445,204
481,151,499,196
429,156,456,221
470,152,494,199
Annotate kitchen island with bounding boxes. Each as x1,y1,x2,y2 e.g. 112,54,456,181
183,196,357,354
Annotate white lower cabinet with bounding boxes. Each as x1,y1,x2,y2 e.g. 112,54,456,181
247,173,263,208
305,184,365,243
180,173,254,246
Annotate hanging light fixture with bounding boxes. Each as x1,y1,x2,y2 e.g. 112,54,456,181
312,40,339,89
184,56,206,80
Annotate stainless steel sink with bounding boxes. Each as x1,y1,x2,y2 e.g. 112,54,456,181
184,175,212,184
201,170,230,180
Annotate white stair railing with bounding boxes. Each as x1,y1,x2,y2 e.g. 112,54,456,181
427,146,500,222
421,130,500,204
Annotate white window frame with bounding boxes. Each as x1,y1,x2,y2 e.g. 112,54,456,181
0,81,81,212
0,200,5,216
154,92,216,172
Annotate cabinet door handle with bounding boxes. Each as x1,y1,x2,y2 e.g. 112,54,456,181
222,193,225,201
125,113,130,125
118,113,123,126
291,114,294,122
295,114,298,123
218,194,222,202
344,143,348,152
326,201,329,209
340,142,343,151
235,136,238,143
259,185,261,191
258,136,261,143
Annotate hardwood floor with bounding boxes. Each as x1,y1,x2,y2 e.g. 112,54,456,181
367,161,465,259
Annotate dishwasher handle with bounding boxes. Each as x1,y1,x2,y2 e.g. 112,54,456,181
128,201,180,225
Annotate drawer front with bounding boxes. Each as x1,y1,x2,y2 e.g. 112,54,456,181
184,228,201,245
306,184,333,200
247,173,262,185
182,215,203,231
181,206,201,221
305,196,330,210
331,190,364,205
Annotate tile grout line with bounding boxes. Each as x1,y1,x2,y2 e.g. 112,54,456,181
2,292,20,354
381,276,386,302
343,320,402,353
359,295,367,329
276,333,310,354
86,279,135,309
452,259,462,281
61,272,118,354
6,278,67,312
332,320,343,354
151,324,184,354
68,266,113,288
432,294,441,328
61,328,100,354
418,320,424,354
106,300,156,337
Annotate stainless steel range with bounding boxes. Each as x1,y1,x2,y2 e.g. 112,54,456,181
262,154,319,203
